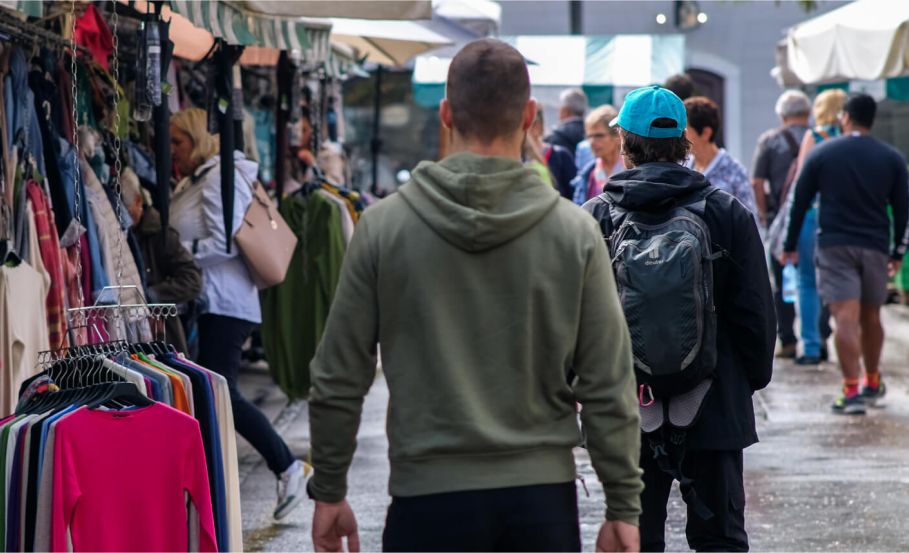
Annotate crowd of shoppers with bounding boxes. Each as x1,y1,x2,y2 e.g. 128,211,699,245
303,43,909,550
101,35,907,552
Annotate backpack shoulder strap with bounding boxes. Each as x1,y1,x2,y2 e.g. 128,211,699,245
582,193,625,240
677,188,726,261
779,126,801,158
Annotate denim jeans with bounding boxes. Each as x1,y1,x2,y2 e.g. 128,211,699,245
797,209,831,357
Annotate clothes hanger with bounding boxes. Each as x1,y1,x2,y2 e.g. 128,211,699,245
86,381,154,410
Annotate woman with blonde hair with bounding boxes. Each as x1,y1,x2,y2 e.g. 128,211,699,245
169,108,307,520
789,88,846,365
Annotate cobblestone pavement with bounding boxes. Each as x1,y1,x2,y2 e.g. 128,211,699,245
236,306,909,552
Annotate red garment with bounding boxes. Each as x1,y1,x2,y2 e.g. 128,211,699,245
63,240,89,336
79,234,92,305
74,4,113,71
51,404,217,552
26,182,68,349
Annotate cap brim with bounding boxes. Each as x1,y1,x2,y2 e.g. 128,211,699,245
609,116,620,128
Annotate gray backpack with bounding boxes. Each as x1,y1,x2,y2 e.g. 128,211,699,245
585,187,723,520
584,188,720,401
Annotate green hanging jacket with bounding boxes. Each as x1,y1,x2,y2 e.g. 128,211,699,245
260,191,346,400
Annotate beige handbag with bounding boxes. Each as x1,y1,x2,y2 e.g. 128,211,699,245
234,176,298,290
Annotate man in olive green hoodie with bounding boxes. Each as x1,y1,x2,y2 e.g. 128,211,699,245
307,39,643,552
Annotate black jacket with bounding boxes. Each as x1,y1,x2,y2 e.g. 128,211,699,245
584,162,775,450
544,143,578,199
545,118,585,160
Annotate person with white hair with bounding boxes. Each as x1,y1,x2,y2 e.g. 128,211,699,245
751,89,811,360
121,167,201,355
545,88,589,160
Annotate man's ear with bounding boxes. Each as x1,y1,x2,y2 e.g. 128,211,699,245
440,99,453,130
522,99,537,132
703,126,714,143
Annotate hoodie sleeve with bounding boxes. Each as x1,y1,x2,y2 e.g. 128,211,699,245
572,222,643,525
307,216,379,503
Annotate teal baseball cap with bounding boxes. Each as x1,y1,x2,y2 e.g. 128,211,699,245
610,85,687,139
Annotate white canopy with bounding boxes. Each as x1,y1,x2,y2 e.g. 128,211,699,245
329,18,452,66
784,0,909,84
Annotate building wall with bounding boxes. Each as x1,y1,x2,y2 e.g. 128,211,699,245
499,0,842,166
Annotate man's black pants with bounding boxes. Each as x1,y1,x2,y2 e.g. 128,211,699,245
639,445,748,552
382,482,581,552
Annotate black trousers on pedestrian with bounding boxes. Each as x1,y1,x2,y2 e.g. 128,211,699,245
639,446,748,552
770,257,798,347
382,483,581,552
198,314,295,476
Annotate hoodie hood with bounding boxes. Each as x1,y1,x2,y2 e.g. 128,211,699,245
604,162,710,211
399,152,560,252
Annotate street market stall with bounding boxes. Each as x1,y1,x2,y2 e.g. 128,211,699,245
413,34,686,117
0,1,432,548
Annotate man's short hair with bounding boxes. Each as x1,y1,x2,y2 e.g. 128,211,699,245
684,96,720,143
559,88,588,117
446,39,530,143
621,125,691,167
663,74,695,101
774,90,811,120
844,93,877,129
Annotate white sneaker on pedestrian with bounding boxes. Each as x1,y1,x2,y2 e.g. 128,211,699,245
274,460,311,520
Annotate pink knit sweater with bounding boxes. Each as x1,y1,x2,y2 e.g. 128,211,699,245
51,404,217,552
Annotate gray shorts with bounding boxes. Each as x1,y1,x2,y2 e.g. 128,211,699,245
815,246,890,305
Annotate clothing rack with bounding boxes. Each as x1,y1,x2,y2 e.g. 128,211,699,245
36,285,178,358
36,340,130,368
0,7,90,55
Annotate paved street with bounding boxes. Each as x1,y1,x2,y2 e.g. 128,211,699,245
235,305,909,552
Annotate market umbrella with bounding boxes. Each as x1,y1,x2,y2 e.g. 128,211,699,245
328,18,452,67
330,19,452,193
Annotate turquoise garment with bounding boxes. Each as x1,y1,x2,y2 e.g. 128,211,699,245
260,191,346,400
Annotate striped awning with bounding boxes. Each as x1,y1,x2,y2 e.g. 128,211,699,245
169,1,332,64
413,34,686,108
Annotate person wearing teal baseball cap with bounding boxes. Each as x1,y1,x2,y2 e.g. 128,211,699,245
581,84,775,553
610,84,688,139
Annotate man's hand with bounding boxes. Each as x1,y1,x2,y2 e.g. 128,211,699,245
596,520,640,552
780,251,799,266
312,500,360,553
889,259,903,279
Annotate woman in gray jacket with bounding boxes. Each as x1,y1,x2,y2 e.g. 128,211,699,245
170,108,307,520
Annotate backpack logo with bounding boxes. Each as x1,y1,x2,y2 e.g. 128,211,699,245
645,246,664,266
